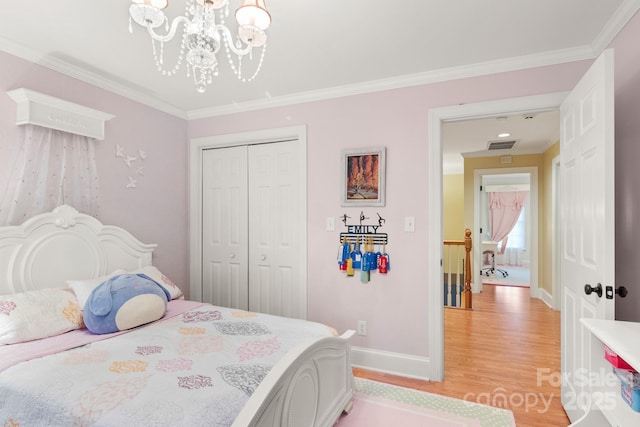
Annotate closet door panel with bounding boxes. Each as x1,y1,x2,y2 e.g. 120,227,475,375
248,141,302,318
202,146,249,310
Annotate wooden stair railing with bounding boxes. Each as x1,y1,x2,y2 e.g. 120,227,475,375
443,229,472,309
462,228,472,309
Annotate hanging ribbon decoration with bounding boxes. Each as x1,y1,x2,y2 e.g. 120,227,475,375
351,237,362,270
338,235,350,271
337,212,389,281
379,243,390,274
360,237,370,283
346,256,355,276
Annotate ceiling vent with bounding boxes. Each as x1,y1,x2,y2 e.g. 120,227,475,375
487,139,518,150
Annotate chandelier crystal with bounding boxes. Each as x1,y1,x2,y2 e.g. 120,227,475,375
128,0,271,93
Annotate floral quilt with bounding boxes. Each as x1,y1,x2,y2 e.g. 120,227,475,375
0,303,335,426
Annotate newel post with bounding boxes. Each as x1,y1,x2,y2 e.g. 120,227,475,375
461,228,473,309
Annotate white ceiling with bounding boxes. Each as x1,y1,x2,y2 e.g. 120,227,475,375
442,110,560,174
0,0,636,171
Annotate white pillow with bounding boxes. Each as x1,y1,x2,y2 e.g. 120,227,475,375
128,266,183,300
67,270,126,309
0,288,83,345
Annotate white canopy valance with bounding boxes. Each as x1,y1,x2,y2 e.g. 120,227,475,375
6,88,114,140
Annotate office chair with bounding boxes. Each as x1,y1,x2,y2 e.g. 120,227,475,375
480,242,508,278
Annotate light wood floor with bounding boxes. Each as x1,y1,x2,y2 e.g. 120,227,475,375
353,284,571,427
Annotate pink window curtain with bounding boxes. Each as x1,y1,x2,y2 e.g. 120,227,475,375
488,191,528,244
0,124,100,226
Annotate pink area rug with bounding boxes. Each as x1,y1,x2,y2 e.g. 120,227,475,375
336,378,516,427
336,392,481,427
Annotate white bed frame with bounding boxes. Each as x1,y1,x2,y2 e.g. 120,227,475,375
0,205,354,427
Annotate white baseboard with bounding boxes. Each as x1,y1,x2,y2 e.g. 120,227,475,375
539,287,553,308
350,346,432,381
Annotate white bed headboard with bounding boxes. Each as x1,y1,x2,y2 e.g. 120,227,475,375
0,205,156,295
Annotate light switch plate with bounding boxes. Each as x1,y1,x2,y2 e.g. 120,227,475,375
326,216,335,231
404,216,416,232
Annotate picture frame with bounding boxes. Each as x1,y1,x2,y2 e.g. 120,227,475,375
341,147,386,207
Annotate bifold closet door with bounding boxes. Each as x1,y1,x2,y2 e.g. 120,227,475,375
201,141,303,317
202,145,249,310
248,140,302,318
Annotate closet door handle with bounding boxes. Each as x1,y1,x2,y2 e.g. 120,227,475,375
260,255,267,261
229,253,236,259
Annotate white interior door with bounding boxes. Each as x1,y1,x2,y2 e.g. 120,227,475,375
560,49,615,423
248,141,304,318
202,146,249,310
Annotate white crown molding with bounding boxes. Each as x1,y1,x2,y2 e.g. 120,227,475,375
0,37,188,120
3,0,639,121
540,136,560,153
190,45,596,119
0,37,606,122
7,88,114,140
461,147,549,159
591,0,640,53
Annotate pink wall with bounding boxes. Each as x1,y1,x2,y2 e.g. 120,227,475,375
610,11,640,321
188,60,590,357
3,9,639,360
0,51,189,293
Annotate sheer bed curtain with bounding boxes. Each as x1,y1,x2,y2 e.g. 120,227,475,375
488,191,528,266
0,124,99,226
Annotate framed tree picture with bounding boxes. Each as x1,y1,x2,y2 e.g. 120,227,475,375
341,147,386,207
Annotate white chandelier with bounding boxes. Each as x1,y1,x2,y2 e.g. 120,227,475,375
128,0,271,93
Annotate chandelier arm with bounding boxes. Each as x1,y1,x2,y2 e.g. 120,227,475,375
146,16,190,43
215,24,253,56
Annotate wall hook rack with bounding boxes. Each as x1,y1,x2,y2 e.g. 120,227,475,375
338,211,388,245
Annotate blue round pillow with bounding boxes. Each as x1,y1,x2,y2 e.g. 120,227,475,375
83,273,170,334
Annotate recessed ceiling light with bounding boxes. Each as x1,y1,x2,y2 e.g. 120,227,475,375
497,132,511,138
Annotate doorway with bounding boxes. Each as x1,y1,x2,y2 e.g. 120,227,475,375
473,168,538,297
477,171,533,290
427,92,566,381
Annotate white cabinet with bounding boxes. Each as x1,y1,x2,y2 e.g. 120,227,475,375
578,318,640,426
201,141,305,318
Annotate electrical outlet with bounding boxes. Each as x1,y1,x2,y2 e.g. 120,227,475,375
357,320,367,336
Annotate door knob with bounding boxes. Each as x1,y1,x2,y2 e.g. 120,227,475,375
584,283,603,298
229,253,236,259
605,285,628,299
616,286,628,298
260,255,266,261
